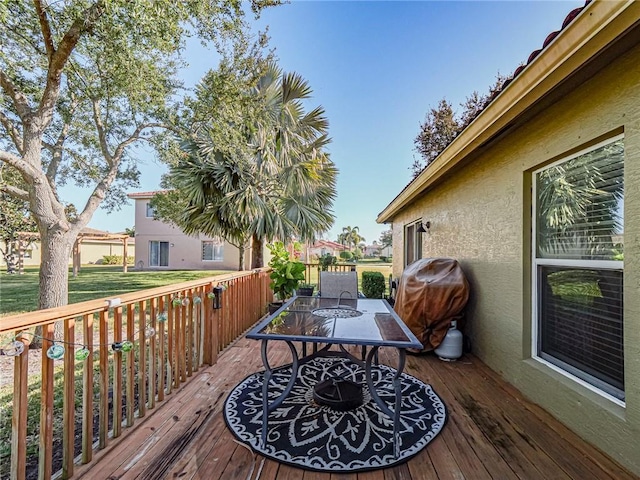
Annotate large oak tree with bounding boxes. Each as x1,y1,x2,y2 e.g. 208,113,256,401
0,1,276,310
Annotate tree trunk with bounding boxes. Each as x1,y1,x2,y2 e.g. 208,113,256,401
251,233,263,269
237,246,245,271
39,228,74,309
31,228,75,347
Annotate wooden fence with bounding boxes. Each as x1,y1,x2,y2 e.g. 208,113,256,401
1,268,272,480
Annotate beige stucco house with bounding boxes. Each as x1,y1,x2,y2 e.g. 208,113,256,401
378,1,640,475
128,191,248,271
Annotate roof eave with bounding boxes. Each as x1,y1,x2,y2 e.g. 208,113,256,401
377,0,640,224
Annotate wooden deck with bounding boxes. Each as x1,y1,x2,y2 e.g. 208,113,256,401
74,337,637,480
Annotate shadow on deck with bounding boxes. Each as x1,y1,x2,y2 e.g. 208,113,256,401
74,337,636,480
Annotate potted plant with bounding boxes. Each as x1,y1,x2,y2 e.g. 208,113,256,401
267,242,305,314
297,283,315,297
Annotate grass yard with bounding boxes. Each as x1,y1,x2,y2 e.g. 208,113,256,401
304,262,393,294
0,265,230,316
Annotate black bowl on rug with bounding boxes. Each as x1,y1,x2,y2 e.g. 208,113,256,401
224,355,447,473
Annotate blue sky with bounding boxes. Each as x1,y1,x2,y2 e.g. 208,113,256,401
77,0,583,245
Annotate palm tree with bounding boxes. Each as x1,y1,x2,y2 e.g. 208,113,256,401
339,226,365,252
161,61,337,269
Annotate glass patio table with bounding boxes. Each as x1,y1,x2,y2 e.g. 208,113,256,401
246,296,423,457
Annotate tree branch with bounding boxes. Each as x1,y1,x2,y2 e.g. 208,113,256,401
33,0,56,60
91,97,112,163
0,111,24,154
38,1,105,125
0,69,33,120
0,183,30,202
46,94,77,183
0,150,42,183
112,122,170,160
74,163,118,229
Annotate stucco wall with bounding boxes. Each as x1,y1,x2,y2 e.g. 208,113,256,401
391,43,640,473
22,240,134,266
133,198,242,271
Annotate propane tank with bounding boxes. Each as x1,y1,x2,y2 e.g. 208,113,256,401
434,320,463,361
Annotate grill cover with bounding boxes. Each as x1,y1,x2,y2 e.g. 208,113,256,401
394,258,469,352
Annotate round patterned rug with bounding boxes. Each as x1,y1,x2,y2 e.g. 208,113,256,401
224,354,447,472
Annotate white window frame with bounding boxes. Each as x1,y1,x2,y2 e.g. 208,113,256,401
145,202,155,218
404,220,423,267
531,134,624,406
149,240,169,267
202,240,224,262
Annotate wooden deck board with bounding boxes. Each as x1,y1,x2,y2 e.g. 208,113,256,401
76,337,637,480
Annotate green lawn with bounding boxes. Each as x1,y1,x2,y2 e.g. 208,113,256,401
0,265,230,316
0,262,394,316
304,262,393,294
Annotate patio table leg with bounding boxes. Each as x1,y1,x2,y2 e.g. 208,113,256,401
365,346,406,458
260,339,299,447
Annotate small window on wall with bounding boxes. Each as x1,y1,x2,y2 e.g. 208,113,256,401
404,221,423,267
202,240,223,261
532,135,624,402
146,203,155,218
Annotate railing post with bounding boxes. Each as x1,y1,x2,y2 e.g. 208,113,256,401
138,300,147,418
62,317,75,479
126,304,135,427
98,310,109,448
203,284,213,365
148,297,157,409
157,295,166,402
112,307,123,438
81,313,94,464
11,333,29,480
38,323,55,480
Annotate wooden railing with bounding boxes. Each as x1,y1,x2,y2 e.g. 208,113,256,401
302,263,356,286
0,268,272,480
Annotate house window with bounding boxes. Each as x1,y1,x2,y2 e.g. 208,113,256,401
533,136,624,401
149,241,169,267
404,221,422,267
202,240,223,261
146,203,155,218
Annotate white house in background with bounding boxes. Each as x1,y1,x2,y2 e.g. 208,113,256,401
128,191,248,271
363,241,391,258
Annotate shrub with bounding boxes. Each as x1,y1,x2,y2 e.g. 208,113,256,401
102,255,134,265
362,271,385,299
318,253,337,271
339,251,353,261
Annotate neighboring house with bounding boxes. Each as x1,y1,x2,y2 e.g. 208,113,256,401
378,2,640,475
363,242,380,257
128,191,247,271
307,240,346,259
363,241,391,257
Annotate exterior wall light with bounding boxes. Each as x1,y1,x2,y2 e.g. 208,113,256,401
212,285,224,309
417,221,431,233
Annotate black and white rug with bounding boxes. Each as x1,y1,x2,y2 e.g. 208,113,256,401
224,354,447,472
